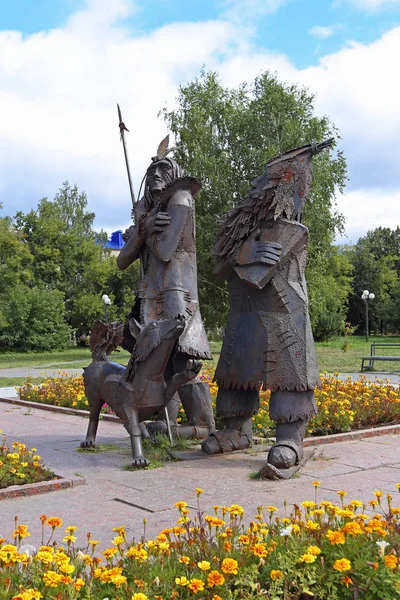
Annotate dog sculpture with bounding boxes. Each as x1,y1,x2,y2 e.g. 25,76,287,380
81,315,201,467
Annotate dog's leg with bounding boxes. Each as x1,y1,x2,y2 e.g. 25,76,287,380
80,394,102,448
164,359,202,404
126,406,149,468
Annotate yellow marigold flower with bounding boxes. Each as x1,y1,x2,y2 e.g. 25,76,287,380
348,500,363,508
342,575,353,587
188,578,205,593
65,526,77,533
103,547,118,558
111,573,127,588
270,569,283,581
36,550,54,564
211,596,222,600
195,487,204,495
312,481,320,487
112,535,124,546
132,594,148,600
301,501,316,509
59,562,75,574
198,560,211,571
310,509,324,517
134,578,145,588
74,578,85,591
179,555,190,564
384,554,398,569
305,520,320,530
396,483,400,490
299,553,316,563
266,505,278,513
306,546,321,556
333,558,351,572
88,539,100,547
113,525,126,535
207,570,225,587
292,524,301,534
46,517,63,528
374,490,383,499
12,525,30,539
228,504,244,516
238,535,250,545
63,535,76,543
43,570,64,587
326,530,346,545
175,501,188,509
175,576,189,586
337,491,347,498
221,558,238,574
391,507,400,515
252,543,268,557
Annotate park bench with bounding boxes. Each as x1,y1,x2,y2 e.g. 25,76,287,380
361,343,400,372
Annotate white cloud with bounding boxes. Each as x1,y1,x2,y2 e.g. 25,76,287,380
335,188,400,244
1,0,400,243
308,25,340,39
337,0,400,11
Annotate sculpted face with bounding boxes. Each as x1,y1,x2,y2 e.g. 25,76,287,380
146,159,174,195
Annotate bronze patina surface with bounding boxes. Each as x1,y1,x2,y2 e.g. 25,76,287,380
202,139,334,477
117,139,215,432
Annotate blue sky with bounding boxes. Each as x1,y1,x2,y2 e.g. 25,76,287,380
0,0,400,242
3,0,400,68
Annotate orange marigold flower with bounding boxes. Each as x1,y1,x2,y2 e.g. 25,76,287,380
384,554,398,569
252,543,268,557
342,522,363,536
333,558,351,572
207,570,225,587
342,575,353,587
211,596,222,600
270,569,283,581
221,558,238,574
179,556,190,564
175,501,188,509
326,530,346,545
188,578,205,593
74,578,85,591
46,517,63,528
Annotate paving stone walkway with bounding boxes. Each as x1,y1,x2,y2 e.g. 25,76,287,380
1,401,400,550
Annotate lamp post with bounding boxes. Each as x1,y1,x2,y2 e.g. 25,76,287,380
361,290,375,342
102,294,111,322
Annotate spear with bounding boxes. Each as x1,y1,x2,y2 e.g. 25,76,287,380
117,103,136,210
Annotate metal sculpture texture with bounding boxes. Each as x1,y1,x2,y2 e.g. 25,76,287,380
117,137,215,433
81,318,202,467
202,139,334,478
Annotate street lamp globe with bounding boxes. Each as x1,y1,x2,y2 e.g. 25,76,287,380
361,290,369,300
102,294,111,306
369,293,375,300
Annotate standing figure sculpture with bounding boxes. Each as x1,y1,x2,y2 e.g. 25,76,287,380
202,139,333,478
117,138,215,434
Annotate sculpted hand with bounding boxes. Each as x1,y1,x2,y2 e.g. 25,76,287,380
145,212,171,236
236,240,282,266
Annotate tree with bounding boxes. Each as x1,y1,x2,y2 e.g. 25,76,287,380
14,183,139,337
162,70,348,329
0,286,70,352
346,228,400,334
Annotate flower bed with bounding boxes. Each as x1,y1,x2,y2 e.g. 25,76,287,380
0,433,54,489
16,372,400,438
1,486,400,599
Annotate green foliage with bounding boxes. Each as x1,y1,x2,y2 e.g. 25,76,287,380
346,227,400,333
162,70,348,328
12,182,139,338
313,311,344,342
0,285,70,352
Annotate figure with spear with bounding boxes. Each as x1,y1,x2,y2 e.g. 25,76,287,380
116,105,215,436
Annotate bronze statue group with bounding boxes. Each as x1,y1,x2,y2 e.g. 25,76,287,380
83,133,333,479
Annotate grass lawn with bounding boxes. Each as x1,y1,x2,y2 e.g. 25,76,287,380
1,336,400,378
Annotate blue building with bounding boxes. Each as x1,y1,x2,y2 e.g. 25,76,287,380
106,230,125,255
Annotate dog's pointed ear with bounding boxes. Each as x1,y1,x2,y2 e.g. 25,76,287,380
128,318,142,340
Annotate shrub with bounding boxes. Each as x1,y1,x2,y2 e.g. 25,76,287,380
0,286,71,352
